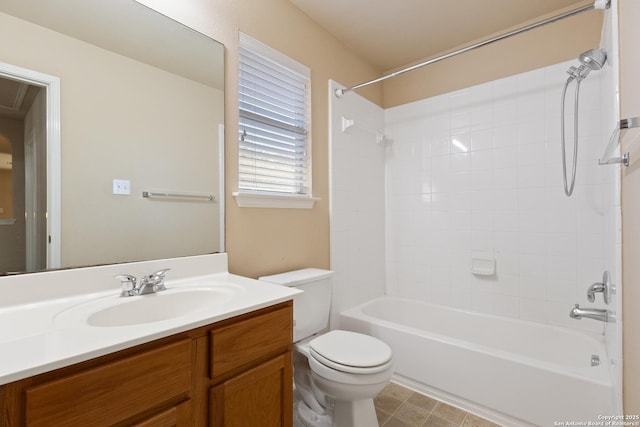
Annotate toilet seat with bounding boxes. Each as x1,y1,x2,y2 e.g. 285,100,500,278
309,330,393,374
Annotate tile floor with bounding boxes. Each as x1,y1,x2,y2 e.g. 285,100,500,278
374,382,501,427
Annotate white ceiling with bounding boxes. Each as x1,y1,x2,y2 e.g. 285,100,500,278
289,0,589,71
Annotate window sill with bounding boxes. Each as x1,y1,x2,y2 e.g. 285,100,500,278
232,192,319,209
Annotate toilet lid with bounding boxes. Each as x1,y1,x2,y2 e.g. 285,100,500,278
309,330,392,372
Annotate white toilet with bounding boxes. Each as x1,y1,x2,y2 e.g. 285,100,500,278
259,269,393,427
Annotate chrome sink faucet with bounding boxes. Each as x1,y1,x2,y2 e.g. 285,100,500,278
115,268,171,297
569,304,614,323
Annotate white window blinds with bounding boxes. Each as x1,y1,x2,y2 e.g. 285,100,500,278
238,34,311,196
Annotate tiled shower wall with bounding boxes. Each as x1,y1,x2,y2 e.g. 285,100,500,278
384,61,617,334
329,80,386,328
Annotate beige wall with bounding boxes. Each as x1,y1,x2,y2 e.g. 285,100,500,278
619,0,640,414
382,9,603,107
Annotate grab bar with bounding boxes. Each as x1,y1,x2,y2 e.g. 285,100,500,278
142,191,215,202
598,117,640,166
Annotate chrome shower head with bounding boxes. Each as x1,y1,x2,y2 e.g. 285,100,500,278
579,48,607,71
567,48,607,81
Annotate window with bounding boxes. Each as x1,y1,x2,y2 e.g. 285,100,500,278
234,33,316,209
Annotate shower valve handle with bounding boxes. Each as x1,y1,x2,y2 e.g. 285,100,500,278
586,271,611,304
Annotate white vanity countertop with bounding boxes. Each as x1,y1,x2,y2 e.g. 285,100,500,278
0,254,299,385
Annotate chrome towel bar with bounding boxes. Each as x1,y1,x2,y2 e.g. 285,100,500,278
142,191,215,202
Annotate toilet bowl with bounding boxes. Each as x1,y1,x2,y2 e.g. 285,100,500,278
259,269,393,427
296,330,393,427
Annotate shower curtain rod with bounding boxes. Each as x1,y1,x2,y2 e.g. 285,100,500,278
334,0,609,97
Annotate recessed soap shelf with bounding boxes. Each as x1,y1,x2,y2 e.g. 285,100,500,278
471,252,496,276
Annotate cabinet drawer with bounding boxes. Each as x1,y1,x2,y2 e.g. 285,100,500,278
210,306,292,381
132,400,191,427
25,339,192,427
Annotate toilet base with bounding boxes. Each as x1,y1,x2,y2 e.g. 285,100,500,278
296,397,379,427
333,398,379,427
296,400,332,427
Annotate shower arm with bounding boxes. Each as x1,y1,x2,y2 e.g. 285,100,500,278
335,0,610,97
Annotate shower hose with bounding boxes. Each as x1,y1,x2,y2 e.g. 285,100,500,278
560,76,581,197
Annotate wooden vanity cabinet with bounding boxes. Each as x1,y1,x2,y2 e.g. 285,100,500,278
0,301,293,427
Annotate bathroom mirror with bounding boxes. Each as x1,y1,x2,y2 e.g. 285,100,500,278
0,0,225,274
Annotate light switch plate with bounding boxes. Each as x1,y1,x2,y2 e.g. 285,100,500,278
113,179,131,195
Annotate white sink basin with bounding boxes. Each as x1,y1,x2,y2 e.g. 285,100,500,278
54,284,242,327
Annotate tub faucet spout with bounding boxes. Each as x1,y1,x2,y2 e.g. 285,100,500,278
569,304,613,322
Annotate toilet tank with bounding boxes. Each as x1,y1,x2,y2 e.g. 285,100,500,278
259,268,333,342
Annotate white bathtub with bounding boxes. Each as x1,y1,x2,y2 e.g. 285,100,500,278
340,297,614,427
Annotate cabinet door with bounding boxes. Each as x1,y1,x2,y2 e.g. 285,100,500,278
210,352,292,427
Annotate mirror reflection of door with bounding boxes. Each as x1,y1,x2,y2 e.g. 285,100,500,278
0,76,46,274
0,135,12,220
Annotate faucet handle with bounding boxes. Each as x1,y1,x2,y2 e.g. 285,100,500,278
150,268,171,291
586,271,611,304
587,282,604,302
115,274,137,297
151,268,171,279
